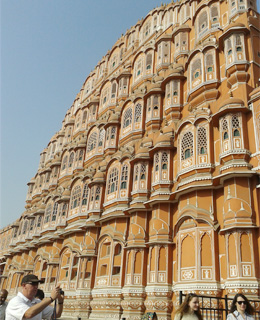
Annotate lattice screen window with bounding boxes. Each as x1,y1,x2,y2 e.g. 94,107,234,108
123,108,133,128
82,184,89,205
134,165,139,181
75,113,81,128
44,204,52,223
155,153,160,171
108,168,119,194
13,228,18,238
87,132,98,152
197,127,207,155
52,202,59,221
226,39,232,56
78,150,84,161
166,83,170,98
135,59,143,78
235,35,243,52
111,82,117,98
61,204,67,217
232,114,241,136
37,216,42,228
70,186,81,209
211,6,219,21
68,152,74,167
181,33,187,46
162,42,170,61
29,219,34,231
62,156,68,170
140,163,146,179
198,11,209,33
191,59,202,80
99,129,105,146
173,81,179,96
205,52,214,73
181,132,194,160
221,117,229,140
146,53,153,70
143,22,151,38
22,220,28,234
134,104,142,123
82,111,87,124
162,152,168,169
111,127,116,139
95,186,101,200
121,165,128,189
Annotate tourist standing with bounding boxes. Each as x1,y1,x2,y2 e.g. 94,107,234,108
174,293,202,320
0,289,8,320
5,274,64,320
227,294,255,320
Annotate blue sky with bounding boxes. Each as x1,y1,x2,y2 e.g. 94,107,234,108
0,0,161,228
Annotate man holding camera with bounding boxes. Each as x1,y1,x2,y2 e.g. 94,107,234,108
5,274,64,320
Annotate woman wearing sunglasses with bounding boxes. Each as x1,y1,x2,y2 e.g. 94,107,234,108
227,294,255,320
174,293,203,320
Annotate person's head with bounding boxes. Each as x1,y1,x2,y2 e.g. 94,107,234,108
0,289,8,305
175,293,202,320
230,294,255,315
141,312,158,320
35,288,45,300
21,274,44,300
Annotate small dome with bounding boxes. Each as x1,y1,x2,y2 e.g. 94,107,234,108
135,146,150,158
154,132,173,147
219,97,244,110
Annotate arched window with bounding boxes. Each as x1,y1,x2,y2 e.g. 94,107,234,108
123,108,133,128
121,165,128,189
181,132,194,160
234,129,240,136
70,186,81,209
108,168,119,194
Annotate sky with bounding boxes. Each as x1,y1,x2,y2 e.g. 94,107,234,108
0,0,162,228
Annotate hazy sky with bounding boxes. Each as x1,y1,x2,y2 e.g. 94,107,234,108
1,0,161,228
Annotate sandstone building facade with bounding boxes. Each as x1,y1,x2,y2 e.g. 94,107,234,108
1,1,260,319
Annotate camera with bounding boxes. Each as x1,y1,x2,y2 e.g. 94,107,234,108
60,289,64,295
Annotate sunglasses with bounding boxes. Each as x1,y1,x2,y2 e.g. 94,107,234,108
237,301,246,305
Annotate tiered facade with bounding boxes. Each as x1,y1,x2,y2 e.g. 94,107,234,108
1,1,260,319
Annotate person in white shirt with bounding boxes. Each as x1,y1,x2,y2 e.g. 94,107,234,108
0,289,8,320
227,294,255,320
5,274,64,320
